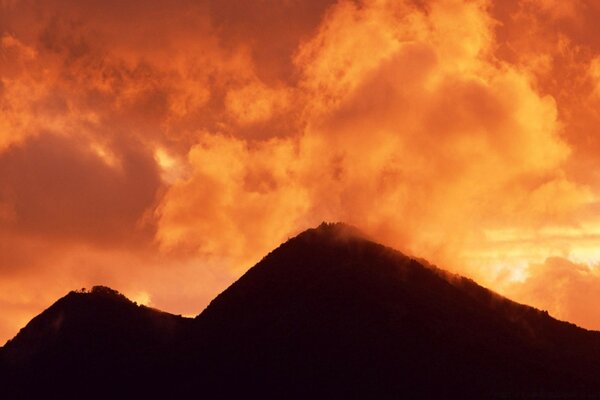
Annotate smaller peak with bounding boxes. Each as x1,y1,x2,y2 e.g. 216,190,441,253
68,286,130,303
90,285,122,296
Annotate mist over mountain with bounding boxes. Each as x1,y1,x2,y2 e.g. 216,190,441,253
2,223,600,398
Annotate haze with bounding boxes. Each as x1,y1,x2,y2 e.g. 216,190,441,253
1,0,600,343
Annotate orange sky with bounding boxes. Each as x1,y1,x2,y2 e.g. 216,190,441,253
2,0,600,343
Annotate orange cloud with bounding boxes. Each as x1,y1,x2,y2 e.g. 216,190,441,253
156,133,309,268
506,257,600,330
225,81,291,125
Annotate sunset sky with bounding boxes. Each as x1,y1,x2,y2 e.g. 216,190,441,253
2,0,600,343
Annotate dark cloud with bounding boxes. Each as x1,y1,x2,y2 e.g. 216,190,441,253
0,134,161,245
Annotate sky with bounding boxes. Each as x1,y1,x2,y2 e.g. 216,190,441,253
2,0,600,343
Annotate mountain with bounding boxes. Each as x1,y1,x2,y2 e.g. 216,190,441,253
187,223,600,397
0,285,191,398
2,223,600,398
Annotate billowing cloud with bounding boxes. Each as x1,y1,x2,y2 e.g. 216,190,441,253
156,133,309,266
2,0,600,343
156,0,586,273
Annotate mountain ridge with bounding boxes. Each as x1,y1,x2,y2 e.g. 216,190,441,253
2,222,600,398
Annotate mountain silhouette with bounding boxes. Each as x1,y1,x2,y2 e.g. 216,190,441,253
0,285,191,398
2,223,600,398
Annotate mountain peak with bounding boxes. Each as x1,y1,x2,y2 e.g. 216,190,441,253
1,285,190,366
76,285,130,303
287,222,371,248
192,222,600,396
306,221,367,239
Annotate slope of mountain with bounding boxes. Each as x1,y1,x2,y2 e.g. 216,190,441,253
2,223,600,398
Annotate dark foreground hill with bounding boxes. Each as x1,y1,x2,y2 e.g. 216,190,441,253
0,285,192,398
2,223,600,398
